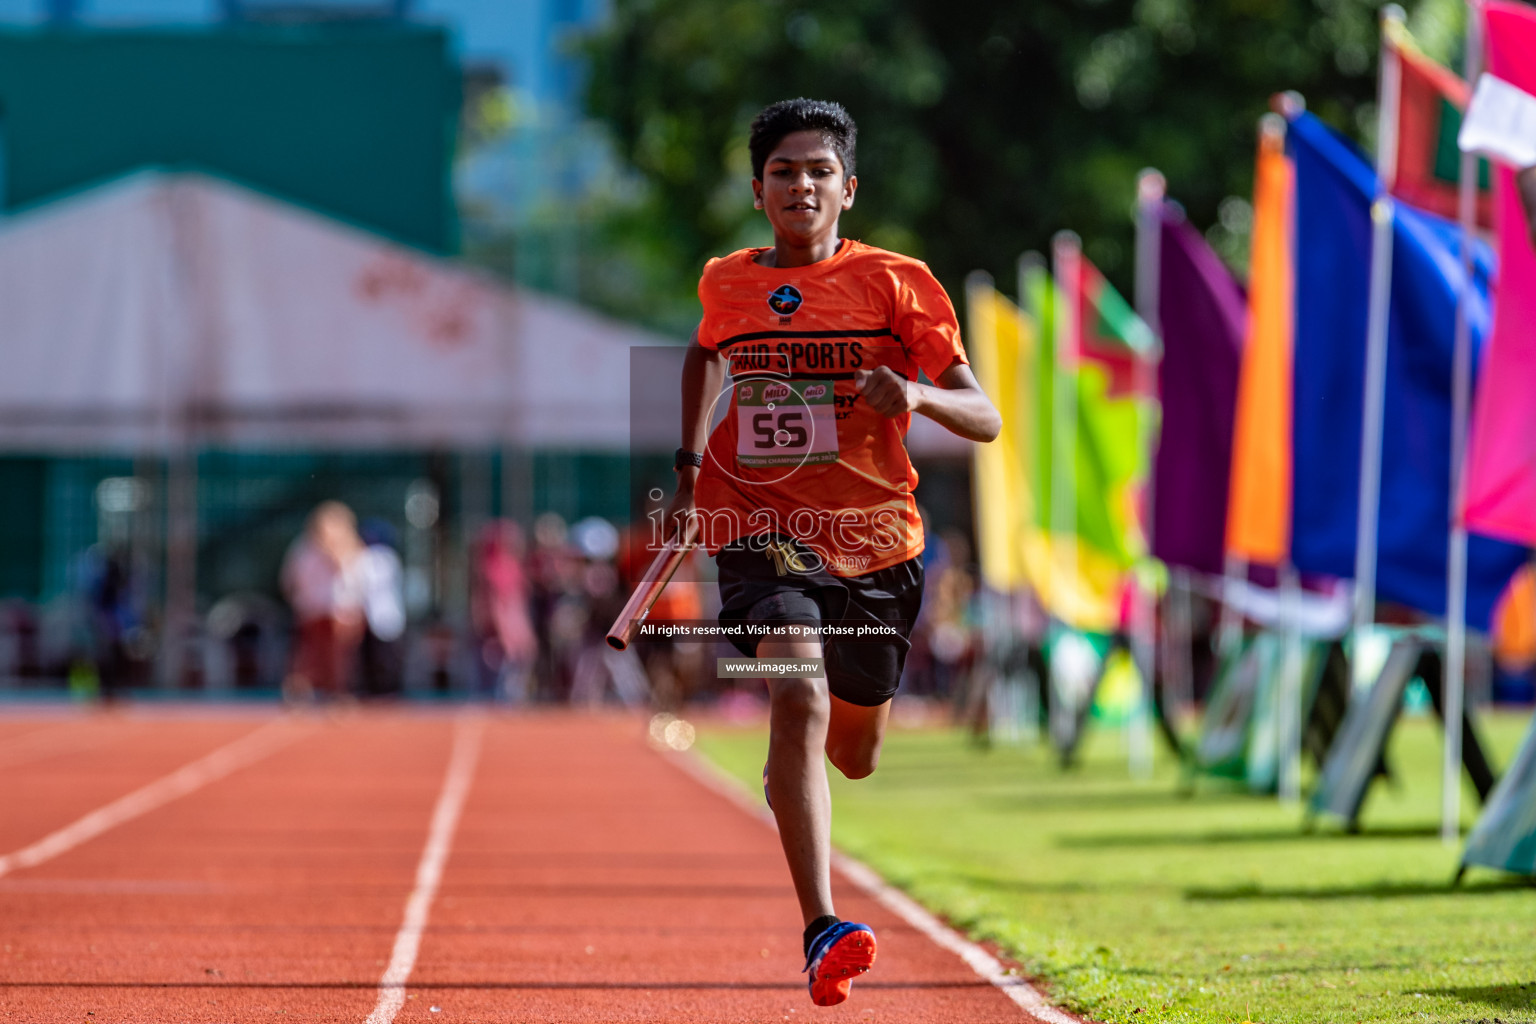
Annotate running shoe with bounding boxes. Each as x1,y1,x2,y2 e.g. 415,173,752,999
803,920,877,1006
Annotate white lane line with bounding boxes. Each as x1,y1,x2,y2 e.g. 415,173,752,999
364,714,485,1024
671,746,1083,1024
0,717,305,880
829,853,1082,1024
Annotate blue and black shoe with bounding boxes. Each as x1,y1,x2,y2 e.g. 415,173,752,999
803,920,877,1006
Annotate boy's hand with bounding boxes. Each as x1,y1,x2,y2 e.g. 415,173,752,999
664,471,699,541
854,367,919,418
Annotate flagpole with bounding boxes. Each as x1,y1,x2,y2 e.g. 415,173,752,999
1019,250,1050,639
1019,250,1050,653
1131,169,1166,778
1353,5,1406,668
1276,560,1305,801
1051,231,1081,636
1166,566,1194,721
1050,232,1082,756
1238,108,1308,805
1442,0,1484,847
1014,252,1053,745
1020,249,1050,568
1216,554,1245,658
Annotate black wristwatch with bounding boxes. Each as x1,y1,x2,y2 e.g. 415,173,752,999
674,448,704,471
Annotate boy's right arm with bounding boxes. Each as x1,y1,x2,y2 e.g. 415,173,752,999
666,325,725,538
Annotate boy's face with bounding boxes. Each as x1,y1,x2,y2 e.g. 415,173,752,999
752,129,857,245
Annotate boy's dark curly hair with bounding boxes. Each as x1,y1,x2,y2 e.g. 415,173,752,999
748,98,857,181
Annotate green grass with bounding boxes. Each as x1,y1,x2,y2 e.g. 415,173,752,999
695,710,1536,1024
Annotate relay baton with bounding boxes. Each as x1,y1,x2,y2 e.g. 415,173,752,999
605,520,699,651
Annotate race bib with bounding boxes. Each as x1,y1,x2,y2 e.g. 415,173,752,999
735,379,839,468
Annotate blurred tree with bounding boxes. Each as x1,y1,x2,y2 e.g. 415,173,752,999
579,0,1436,329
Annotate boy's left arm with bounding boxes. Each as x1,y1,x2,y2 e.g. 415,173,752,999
854,361,1000,443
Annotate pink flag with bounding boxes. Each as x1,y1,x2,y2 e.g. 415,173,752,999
1464,0,1536,545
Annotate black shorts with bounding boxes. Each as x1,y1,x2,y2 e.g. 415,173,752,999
716,535,924,707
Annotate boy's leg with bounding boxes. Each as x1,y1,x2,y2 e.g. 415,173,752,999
760,628,835,926
818,554,918,780
759,618,890,1007
825,695,890,780
761,631,894,925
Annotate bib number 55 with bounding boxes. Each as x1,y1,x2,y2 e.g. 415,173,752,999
734,378,838,468
752,410,807,449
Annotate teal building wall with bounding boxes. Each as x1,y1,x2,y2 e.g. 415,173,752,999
0,25,459,252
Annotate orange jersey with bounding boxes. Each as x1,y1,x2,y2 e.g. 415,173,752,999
693,240,967,576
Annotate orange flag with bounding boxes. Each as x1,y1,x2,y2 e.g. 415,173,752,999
1225,117,1294,566
1492,566,1536,672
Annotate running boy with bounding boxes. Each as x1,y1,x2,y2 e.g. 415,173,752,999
667,98,1000,1007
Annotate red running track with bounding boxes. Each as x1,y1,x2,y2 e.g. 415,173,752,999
0,708,1059,1023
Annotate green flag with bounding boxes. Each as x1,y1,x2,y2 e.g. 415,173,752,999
1020,258,1158,631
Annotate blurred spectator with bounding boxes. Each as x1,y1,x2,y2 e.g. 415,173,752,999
206,592,285,691
83,545,137,700
0,601,41,684
471,520,538,701
422,617,458,696
568,516,649,706
529,512,583,700
358,519,407,698
62,545,142,699
281,501,366,701
618,525,706,710
904,528,978,701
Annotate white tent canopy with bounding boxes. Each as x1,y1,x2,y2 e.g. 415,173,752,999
0,170,676,452
0,169,968,456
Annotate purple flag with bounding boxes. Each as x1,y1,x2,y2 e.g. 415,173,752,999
1152,205,1246,576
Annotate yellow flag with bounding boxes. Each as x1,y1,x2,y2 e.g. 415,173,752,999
967,273,1126,631
966,275,1034,591
1024,508,1130,634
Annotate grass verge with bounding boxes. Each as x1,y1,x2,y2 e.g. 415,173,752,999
694,710,1536,1024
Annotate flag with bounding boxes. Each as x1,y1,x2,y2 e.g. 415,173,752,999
1492,566,1536,672
1287,110,1526,628
1072,348,1151,570
1064,252,1158,397
1463,0,1536,548
1226,121,1295,567
1461,714,1536,878
1151,202,1245,577
966,275,1035,592
1384,17,1493,225
1066,257,1157,580
1022,259,1156,632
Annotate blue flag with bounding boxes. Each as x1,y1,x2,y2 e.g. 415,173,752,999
1288,111,1526,629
